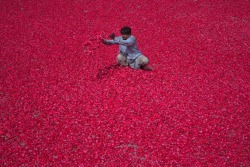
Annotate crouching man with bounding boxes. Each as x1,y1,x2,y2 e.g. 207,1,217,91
103,26,152,71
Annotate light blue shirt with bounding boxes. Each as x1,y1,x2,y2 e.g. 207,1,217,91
106,35,142,60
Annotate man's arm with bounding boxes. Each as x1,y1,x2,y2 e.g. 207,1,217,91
103,37,133,46
102,33,134,46
102,39,117,45
113,38,133,46
102,33,118,45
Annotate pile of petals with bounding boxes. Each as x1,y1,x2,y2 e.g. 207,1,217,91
1,0,249,166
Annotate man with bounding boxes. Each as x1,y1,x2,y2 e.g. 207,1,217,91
102,26,152,71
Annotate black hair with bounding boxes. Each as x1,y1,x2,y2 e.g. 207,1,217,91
120,26,131,35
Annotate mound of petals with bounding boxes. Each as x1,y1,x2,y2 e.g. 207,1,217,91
1,0,249,166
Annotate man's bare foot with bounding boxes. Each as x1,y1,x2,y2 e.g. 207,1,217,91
141,65,153,71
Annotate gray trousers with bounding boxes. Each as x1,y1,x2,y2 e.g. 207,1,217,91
117,54,149,69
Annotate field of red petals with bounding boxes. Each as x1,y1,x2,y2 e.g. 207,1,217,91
1,0,250,166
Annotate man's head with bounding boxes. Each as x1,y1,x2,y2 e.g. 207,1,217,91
120,26,131,40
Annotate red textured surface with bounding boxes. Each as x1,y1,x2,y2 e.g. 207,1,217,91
1,0,249,166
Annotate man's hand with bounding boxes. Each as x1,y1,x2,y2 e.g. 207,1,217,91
102,39,111,45
109,33,115,40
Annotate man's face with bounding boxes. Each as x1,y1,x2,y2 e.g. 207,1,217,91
122,34,131,40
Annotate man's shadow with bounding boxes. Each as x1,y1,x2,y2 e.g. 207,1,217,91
96,64,122,80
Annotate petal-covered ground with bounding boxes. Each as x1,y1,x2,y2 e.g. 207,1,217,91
1,0,249,166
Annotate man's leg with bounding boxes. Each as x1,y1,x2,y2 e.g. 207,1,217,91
117,54,128,66
136,55,152,71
